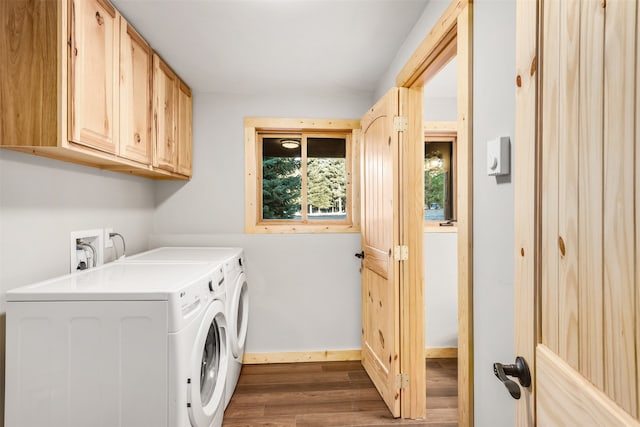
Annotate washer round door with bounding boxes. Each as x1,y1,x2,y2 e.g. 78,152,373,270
188,300,229,427
228,272,249,358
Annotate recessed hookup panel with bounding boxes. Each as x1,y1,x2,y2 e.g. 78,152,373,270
70,229,104,272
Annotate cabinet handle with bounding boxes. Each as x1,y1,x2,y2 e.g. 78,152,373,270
134,133,141,144
95,11,104,26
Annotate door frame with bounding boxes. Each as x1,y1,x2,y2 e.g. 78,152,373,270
396,1,474,425
513,0,538,425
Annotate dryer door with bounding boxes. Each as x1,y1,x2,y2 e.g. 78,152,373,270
188,300,228,427
228,272,249,358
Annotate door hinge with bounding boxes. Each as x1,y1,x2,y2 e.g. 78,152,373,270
396,372,409,389
394,245,408,261
393,116,408,132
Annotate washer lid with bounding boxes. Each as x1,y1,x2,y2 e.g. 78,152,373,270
6,262,216,302
126,247,243,264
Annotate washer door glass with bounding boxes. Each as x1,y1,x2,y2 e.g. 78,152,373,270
200,319,220,405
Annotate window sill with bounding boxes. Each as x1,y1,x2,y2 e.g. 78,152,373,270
424,224,458,233
247,223,360,234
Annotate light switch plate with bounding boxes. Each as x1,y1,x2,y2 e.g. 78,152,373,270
487,136,510,176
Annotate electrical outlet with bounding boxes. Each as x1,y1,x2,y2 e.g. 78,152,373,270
105,228,113,248
70,229,104,273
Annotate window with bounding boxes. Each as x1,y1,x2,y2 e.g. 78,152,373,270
245,118,360,233
423,123,457,227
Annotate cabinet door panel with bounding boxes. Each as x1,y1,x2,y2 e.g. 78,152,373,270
69,0,118,154
120,19,152,164
177,80,192,176
153,55,177,172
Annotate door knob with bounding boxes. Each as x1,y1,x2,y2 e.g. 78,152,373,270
355,251,365,259
493,356,531,400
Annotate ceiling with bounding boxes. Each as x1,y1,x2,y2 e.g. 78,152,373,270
111,0,431,95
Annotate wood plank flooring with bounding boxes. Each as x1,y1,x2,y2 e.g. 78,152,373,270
223,358,458,427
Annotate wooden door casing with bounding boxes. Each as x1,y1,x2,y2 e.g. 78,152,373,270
119,18,152,165
360,88,401,418
69,0,119,154
516,0,640,425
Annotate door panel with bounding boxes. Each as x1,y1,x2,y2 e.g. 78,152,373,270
540,0,560,356
69,0,118,153
119,18,152,164
535,0,640,424
537,346,638,427
577,0,604,389
360,88,400,417
556,0,579,370
636,0,640,412
602,0,637,415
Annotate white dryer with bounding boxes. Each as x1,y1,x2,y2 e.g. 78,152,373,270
125,247,249,408
5,261,229,427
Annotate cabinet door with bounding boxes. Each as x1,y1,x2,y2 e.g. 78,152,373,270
119,18,152,164
69,0,119,154
177,80,192,177
152,54,177,172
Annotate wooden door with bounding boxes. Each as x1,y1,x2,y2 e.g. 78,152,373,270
360,88,401,417
177,80,193,177
69,0,118,154
153,54,177,172
516,0,640,425
119,18,152,164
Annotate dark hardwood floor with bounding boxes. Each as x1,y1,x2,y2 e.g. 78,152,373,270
223,358,458,427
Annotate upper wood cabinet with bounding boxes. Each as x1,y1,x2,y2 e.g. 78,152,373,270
177,81,193,176
152,54,193,177
119,18,152,164
152,54,178,172
69,0,119,154
0,0,191,180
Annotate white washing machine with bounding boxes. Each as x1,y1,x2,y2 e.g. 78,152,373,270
5,261,229,427
125,247,249,408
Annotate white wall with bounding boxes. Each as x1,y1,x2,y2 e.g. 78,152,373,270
151,90,373,352
424,97,457,121
424,231,458,347
0,151,155,302
375,1,517,425
472,2,516,425
0,150,156,427
424,56,457,121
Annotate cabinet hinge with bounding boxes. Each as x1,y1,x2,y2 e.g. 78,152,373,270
396,372,409,389
394,245,409,261
393,116,408,132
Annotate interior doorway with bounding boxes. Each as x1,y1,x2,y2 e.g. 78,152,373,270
422,59,459,424
395,1,473,425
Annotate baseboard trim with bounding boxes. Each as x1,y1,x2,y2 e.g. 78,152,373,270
424,347,458,358
243,349,362,364
243,347,458,364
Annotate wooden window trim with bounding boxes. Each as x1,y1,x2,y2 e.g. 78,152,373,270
245,117,360,234
424,125,458,231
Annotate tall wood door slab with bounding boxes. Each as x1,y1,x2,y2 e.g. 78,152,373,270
119,18,152,164
360,88,401,418
177,80,193,177
69,0,118,154
515,0,640,425
153,54,177,172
